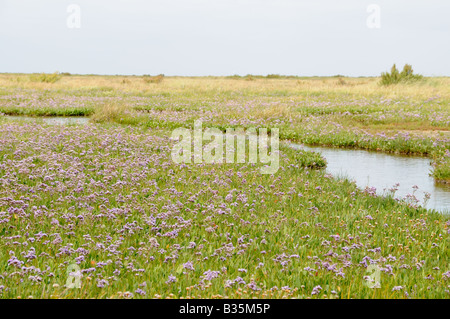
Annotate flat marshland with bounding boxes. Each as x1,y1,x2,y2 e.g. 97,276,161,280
0,74,449,298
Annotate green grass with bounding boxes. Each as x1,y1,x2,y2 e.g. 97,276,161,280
28,72,62,84
0,75,449,299
0,106,93,117
0,123,447,299
2,78,446,180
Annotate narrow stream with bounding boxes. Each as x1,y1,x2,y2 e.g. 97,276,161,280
290,144,450,213
2,116,448,212
1,116,90,125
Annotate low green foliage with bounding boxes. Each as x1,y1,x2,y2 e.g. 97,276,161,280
281,144,327,168
29,72,62,83
432,155,450,183
0,124,447,299
0,75,449,299
380,64,423,86
142,74,164,84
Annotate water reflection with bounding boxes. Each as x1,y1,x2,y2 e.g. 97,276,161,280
2,116,89,125
290,144,450,213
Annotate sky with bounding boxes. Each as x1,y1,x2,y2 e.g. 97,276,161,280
0,0,449,76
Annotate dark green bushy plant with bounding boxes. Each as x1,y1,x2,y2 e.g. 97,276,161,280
380,64,423,85
143,74,164,84
29,72,62,83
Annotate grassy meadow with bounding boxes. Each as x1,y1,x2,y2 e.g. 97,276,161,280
0,73,449,299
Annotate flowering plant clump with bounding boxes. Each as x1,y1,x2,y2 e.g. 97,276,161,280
0,75,449,299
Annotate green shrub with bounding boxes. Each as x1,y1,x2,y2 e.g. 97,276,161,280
226,75,242,79
281,144,327,169
432,156,450,183
29,72,62,83
336,77,347,85
91,101,128,123
143,74,164,84
380,64,423,85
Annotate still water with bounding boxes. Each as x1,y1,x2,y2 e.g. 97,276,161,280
2,116,449,212
2,116,90,125
290,144,450,213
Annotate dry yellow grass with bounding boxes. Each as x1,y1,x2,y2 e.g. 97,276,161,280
90,101,129,123
1,74,449,100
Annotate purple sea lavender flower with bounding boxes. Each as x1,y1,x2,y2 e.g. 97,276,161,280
202,270,220,281
81,268,95,274
247,282,261,291
165,274,177,284
28,275,42,283
224,280,233,288
311,285,322,295
97,279,109,288
183,261,194,271
187,242,196,249
7,256,24,268
234,277,246,285
330,234,340,241
135,288,146,296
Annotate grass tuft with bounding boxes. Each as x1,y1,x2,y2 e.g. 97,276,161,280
29,72,62,83
91,101,129,123
380,64,423,86
143,74,164,84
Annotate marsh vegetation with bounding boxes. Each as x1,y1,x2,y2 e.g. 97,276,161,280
0,74,448,299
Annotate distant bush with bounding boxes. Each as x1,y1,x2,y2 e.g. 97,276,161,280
380,64,423,85
29,72,62,83
226,75,242,79
143,74,164,84
265,74,301,79
280,144,327,169
226,74,299,80
336,77,347,85
61,72,71,76
91,101,128,123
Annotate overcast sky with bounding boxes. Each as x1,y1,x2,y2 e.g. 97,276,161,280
0,0,449,76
